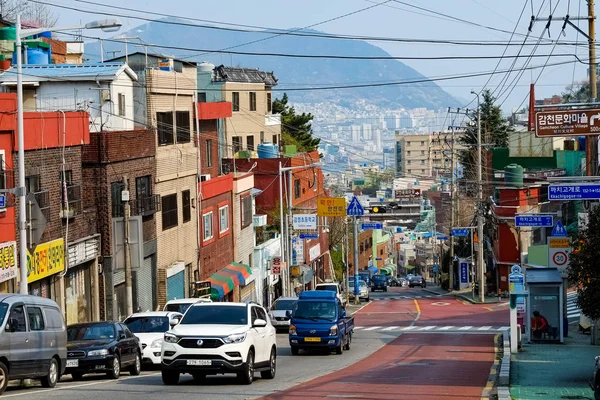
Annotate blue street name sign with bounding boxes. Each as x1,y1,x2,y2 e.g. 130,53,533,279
548,184,600,200
437,236,449,241
451,228,469,237
346,196,364,216
299,233,319,239
515,215,553,227
361,223,383,230
0,194,5,208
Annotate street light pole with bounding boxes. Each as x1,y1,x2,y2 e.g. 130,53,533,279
472,91,485,303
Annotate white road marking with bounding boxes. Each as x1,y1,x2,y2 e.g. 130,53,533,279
382,326,399,331
438,326,454,330
458,326,473,330
401,326,417,331
364,326,382,331
417,326,436,331
477,326,492,331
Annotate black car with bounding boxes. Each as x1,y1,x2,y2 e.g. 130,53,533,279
65,322,142,380
371,274,388,292
408,275,426,288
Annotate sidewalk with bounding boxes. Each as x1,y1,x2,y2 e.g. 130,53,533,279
510,326,596,400
423,284,504,304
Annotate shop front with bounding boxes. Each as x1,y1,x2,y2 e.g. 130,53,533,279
27,238,65,303
0,241,17,293
208,263,253,302
65,235,100,325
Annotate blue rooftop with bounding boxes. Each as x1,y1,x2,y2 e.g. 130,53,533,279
0,63,137,83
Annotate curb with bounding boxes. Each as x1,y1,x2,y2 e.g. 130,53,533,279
497,332,511,400
481,333,503,400
421,287,447,296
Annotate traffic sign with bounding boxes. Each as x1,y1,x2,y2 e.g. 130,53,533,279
515,215,553,227
548,184,600,200
0,194,5,208
509,273,525,295
299,233,319,239
361,222,383,230
317,197,347,217
551,221,567,237
535,109,600,137
451,228,470,237
346,196,364,216
548,237,571,276
437,235,449,241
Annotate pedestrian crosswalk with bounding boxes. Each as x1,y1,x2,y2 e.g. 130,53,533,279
371,294,443,301
353,325,509,333
567,291,581,321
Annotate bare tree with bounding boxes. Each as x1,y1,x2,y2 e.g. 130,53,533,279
0,1,58,28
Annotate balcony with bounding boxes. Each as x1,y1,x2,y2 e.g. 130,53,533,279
265,114,281,126
197,101,232,120
60,184,81,219
133,194,161,217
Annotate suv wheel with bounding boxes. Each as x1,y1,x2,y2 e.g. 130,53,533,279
161,370,179,385
238,350,254,385
40,358,58,388
0,361,8,395
260,348,276,379
129,352,141,376
107,355,121,379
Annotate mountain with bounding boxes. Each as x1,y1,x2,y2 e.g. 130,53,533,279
85,18,460,110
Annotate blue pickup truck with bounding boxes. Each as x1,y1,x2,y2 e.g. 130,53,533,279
288,290,354,355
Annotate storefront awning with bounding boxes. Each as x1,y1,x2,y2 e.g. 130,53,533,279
380,266,395,275
227,262,252,285
207,263,253,300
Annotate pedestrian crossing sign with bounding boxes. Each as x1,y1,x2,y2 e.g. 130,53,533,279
551,221,567,237
346,196,364,216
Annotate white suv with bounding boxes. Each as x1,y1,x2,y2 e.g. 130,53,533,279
161,302,277,385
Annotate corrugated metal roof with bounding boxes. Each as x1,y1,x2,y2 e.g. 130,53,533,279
525,268,563,284
0,63,137,83
213,65,277,86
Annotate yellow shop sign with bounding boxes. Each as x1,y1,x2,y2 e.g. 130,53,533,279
27,238,65,283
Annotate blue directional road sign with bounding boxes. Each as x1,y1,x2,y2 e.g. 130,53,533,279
515,215,553,227
451,228,469,237
299,233,319,239
361,222,383,230
437,236,449,241
551,221,567,237
0,194,5,208
346,196,364,216
548,184,600,200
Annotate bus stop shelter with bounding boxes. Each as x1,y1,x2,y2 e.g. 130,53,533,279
525,267,564,344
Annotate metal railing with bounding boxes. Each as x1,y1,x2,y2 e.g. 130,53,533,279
133,194,161,216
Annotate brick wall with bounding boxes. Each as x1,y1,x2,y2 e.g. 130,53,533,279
199,191,234,280
348,230,373,272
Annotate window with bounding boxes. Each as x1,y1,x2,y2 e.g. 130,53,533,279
203,211,213,241
25,175,40,193
406,141,410,146
241,195,252,228
118,93,125,116
256,307,267,322
60,170,73,207
421,160,425,165
272,134,277,145
0,150,5,191
294,179,301,199
136,175,151,200
176,111,191,143
407,160,411,165
249,92,257,111
8,305,26,332
219,205,229,233
407,151,411,156
111,181,124,217
198,92,207,102
260,131,264,144
44,307,63,329
27,306,45,331
421,150,425,155
157,112,174,145
232,136,243,154
206,140,213,167
182,190,191,223
232,92,240,112
267,92,272,113
421,141,425,145
161,194,178,230
246,135,255,151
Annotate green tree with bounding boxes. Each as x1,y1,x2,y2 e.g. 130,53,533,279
561,81,597,103
459,90,512,181
569,205,600,320
272,93,320,152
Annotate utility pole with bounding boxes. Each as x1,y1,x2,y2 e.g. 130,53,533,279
278,162,287,298
449,123,455,291
472,91,485,303
123,176,133,316
353,216,359,305
588,0,598,176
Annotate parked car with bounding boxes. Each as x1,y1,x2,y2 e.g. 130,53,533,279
0,294,67,395
349,280,370,302
161,302,277,385
408,275,427,288
65,322,141,380
397,277,409,287
163,298,212,314
315,282,346,305
371,274,388,292
124,312,182,366
288,290,354,355
268,297,297,332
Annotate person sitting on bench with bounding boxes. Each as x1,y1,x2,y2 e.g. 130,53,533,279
531,311,549,339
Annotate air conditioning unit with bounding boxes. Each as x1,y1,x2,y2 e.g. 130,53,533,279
200,174,211,182
100,89,111,102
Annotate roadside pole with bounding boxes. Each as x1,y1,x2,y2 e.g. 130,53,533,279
123,176,133,317
353,216,359,305
473,91,485,303
278,162,286,297
588,0,598,175
449,123,455,291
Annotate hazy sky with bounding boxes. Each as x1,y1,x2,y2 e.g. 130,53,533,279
48,0,594,111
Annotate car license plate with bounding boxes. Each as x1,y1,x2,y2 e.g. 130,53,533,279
66,359,78,368
95,365,104,370
304,337,320,342
186,359,211,366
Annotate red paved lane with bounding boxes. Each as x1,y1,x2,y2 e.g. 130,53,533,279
262,333,495,400
416,298,508,327
354,297,418,327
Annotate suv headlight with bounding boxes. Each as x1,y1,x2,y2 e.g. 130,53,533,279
151,338,163,348
223,332,247,344
329,325,338,336
87,349,109,357
164,332,179,344
289,325,297,335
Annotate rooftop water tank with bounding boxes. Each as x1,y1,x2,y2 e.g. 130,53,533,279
0,27,15,40
504,164,524,187
257,143,278,159
198,61,215,73
27,48,49,65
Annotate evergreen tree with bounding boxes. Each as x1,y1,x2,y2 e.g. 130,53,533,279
272,94,320,152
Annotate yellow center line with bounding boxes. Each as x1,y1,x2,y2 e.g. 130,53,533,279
484,307,494,312
414,299,421,313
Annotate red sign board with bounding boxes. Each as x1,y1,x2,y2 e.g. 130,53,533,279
272,257,281,275
535,109,600,137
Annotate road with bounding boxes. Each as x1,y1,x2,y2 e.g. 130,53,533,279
4,286,508,400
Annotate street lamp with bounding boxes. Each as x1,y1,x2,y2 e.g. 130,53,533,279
15,15,121,295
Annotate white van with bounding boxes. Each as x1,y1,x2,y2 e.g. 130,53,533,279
162,298,212,315
315,283,346,305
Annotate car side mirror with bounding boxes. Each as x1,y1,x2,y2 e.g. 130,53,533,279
169,319,179,327
253,318,267,328
285,310,292,318
340,310,346,319
119,332,126,340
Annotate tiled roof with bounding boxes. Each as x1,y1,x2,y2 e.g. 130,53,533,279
0,63,137,83
213,65,277,86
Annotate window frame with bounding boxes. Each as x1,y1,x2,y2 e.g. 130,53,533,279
294,179,301,199
118,93,125,116
267,92,272,113
249,92,257,111
182,190,191,223
206,139,213,168
241,195,252,229
27,306,45,331
219,204,229,234
157,111,174,145
232,136,243,154
8,305,26,332
232,92,240,112
175,111,191,143
246,135,255,151
161,193,178,231
203,211,214,243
